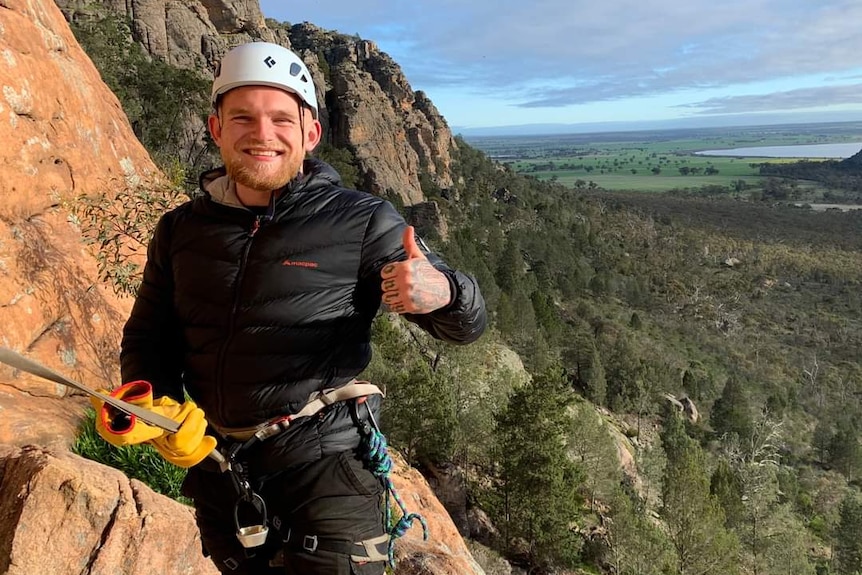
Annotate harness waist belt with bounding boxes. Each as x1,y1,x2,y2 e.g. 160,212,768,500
269,533,390,566
212,380,384,442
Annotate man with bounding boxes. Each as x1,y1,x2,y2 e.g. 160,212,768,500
93,41,486,574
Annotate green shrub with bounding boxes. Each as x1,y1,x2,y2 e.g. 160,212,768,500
807,514,828,539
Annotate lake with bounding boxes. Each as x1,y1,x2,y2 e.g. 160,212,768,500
695,142,862,159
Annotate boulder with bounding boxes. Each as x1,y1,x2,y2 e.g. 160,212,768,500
0,445,218,575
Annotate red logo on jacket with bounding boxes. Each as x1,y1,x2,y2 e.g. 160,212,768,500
282,259,319,268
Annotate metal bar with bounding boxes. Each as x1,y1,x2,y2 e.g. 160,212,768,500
0,346,227,467
0,346,180,431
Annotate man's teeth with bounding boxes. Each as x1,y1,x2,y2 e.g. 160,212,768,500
248,150,279,156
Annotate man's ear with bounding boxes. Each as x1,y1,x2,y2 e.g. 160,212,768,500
207,113,222,147
304,117,323,153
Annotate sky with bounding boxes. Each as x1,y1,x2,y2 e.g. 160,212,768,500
258,0,862,135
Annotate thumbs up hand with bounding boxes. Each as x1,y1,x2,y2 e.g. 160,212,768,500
381,226,452,314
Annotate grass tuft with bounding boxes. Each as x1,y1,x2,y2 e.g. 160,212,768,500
73,408,190,504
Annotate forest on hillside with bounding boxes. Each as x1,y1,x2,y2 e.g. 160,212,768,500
759,151,862,198
68,10,862,575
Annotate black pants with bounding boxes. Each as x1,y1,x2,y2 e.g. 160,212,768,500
182,450,386,575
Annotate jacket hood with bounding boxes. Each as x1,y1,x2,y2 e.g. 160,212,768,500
199,158,344,208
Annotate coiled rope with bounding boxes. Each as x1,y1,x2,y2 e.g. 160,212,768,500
361,426,429,567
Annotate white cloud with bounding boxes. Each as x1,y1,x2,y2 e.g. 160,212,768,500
682,83,862,114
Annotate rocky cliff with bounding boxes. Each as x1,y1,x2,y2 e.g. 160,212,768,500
288,23,456,205
53,0,458,208
0,0,158,395
54,0,278,68
0,1,484,573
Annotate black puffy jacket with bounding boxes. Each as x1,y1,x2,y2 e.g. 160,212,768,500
120,158,486,431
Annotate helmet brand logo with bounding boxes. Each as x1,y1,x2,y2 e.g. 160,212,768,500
264,56,276,68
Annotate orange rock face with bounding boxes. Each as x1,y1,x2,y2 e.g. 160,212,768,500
0,0,159,204
0,0,160,395
0,445,219,575
391,452,486,574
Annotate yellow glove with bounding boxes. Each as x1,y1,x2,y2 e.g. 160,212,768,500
91,381,166,447
149,397,218,468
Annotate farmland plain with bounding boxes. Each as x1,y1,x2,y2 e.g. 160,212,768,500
464,121,862,192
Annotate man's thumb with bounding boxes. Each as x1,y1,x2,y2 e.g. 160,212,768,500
402,226,425,259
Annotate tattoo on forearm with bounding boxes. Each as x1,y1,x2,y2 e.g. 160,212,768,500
411,261,450,312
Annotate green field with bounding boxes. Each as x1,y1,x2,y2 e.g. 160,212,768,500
465,122,862,192
515,154,786,191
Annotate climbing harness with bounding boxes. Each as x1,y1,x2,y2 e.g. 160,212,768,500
210,380,428,569
267,530,391,567
211,381,384,442
213,381,384,549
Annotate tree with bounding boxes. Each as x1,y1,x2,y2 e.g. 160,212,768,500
531,290,563,346
602,334,645,413
495,237,524,293
812,419,833,465
70,10,211,178
661,412,739,575
608,489,675,575
711,377,753,441
568,401,619,512
441,332,527,473
314,143,360,188
828,418,862,481
564,325,607,406
495,291,537,354
492,367,585,570
366,316,457,465
834,491,862,575
710,459,745,529
719,413,815,575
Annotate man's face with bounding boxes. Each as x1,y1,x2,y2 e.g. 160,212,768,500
208,86,321,205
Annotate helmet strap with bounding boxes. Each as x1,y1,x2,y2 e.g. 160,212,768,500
299,102,307,170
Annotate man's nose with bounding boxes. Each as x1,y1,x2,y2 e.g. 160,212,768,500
250,118,276,140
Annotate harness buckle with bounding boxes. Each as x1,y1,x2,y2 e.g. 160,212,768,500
303,534,319,553
254,415,292,441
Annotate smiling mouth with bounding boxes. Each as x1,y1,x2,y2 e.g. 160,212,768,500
244,149,283,157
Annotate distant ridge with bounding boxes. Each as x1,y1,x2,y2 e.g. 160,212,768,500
455,111,862,138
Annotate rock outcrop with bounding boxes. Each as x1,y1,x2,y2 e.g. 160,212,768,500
54,0,283,70
0,445,219,575
390,453,486,575
0,0,159,387
289,24,456,205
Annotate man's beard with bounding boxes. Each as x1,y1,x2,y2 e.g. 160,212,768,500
224,151,303,193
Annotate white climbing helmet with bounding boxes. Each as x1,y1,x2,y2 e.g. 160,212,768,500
211,42,319,119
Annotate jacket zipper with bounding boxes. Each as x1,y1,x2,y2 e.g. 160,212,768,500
213,214,264,424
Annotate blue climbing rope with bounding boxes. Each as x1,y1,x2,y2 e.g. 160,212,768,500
362,426,429,567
